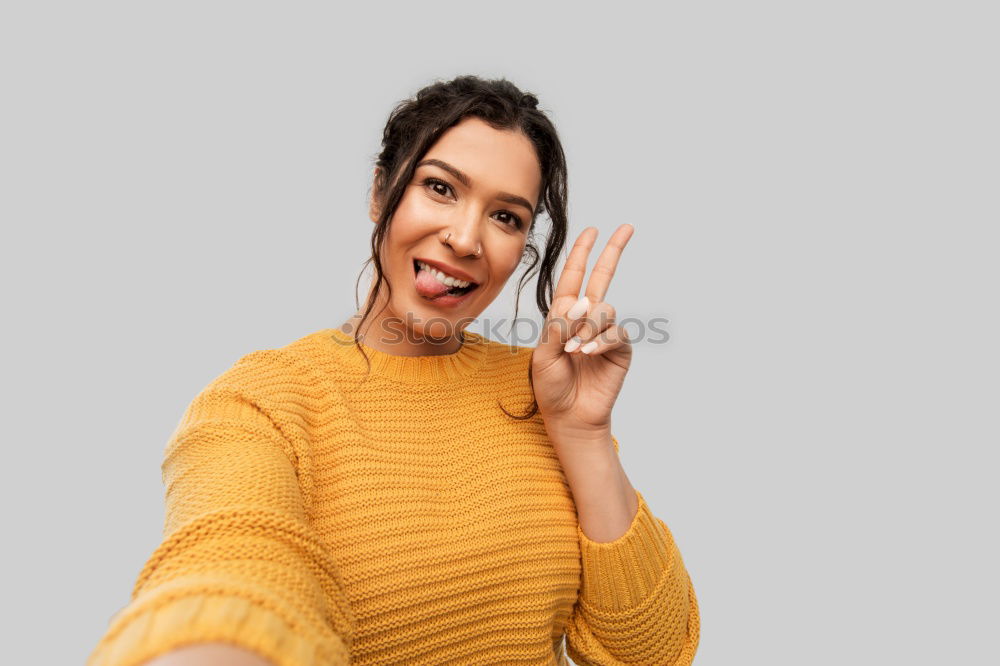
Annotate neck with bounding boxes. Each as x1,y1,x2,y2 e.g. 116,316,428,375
340,287,466,357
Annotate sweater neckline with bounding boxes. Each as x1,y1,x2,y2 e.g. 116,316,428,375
323,326,489,383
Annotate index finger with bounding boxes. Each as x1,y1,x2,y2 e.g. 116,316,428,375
553,226,600,301
584,224,635,304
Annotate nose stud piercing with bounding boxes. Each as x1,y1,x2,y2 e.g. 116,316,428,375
446,232,482,258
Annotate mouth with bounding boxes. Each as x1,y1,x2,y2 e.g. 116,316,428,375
413,259,481,303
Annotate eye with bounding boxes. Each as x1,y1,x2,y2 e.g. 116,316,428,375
422,177,524,229
423,177,454,198
494,210,524,229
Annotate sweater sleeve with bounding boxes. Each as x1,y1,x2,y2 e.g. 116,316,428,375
564,438,700,665
86,353,356,666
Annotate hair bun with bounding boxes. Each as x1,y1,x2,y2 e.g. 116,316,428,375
520,93,539,109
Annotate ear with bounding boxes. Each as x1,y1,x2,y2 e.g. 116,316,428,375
368,167,382,224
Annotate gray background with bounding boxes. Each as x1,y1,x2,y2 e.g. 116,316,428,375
2,1,996,664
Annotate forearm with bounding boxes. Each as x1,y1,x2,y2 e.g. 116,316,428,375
140,643,276,666
549,429,640,542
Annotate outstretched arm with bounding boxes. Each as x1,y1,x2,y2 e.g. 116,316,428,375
88,351,355,666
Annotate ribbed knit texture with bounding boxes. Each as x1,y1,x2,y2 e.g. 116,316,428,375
87,328,699,666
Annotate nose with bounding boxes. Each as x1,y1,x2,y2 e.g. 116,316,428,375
442,219,482,258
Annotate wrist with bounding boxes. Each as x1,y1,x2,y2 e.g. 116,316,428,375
544,420,612,449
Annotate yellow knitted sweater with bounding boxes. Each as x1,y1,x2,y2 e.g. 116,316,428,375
88,327,700,666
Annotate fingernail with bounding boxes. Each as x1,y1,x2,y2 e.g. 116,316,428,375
580,340,598,354
567,296,589,321
564,336,582,353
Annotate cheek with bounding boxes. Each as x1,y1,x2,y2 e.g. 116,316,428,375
492,241,528,283
383,197,438,252
398,192,444,228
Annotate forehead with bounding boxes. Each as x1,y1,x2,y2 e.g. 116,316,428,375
421,116,542,204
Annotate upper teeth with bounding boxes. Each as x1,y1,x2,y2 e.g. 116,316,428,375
417,261,473,288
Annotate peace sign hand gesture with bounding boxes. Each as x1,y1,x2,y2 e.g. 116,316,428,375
531,224,635,448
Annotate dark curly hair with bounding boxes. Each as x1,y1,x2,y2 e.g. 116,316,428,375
347,75,569,420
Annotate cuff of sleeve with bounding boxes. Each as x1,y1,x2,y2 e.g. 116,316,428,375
87,592,349,666
576,490,676,613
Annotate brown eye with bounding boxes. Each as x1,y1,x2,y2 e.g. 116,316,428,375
424,178,453,198
494,211,523,229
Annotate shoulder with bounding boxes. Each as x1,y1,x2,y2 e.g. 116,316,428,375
196,330,342,427
219,327,347,383
206,346,319,397
173,332,336,515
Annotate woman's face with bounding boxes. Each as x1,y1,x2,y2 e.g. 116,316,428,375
371,115,542,341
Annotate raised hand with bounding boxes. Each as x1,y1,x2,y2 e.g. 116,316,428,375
531,224,635,447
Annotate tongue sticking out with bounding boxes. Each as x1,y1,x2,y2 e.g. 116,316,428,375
415,269,453,299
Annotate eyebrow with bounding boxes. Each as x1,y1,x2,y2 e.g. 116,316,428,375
415,158,536,216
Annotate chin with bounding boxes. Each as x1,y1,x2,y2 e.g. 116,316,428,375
415,320,456,341
389,296,461,341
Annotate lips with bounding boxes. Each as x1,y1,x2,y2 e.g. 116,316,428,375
413,260,480,290
413,259,480,305
413,257,480,286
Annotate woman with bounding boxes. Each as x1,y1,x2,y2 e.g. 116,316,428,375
88,75,700,666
